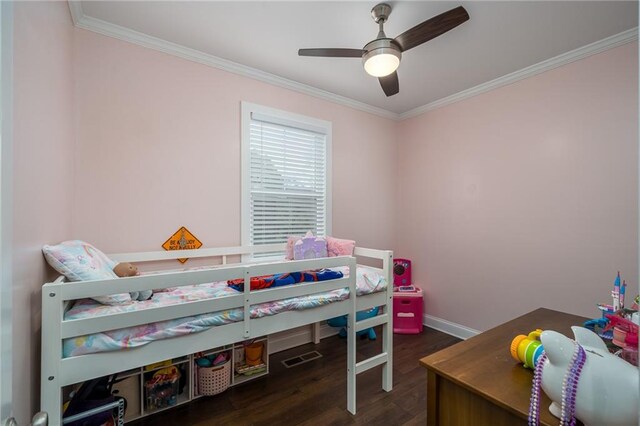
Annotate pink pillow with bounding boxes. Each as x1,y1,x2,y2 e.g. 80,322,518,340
326,236,356,257
285,235,302,260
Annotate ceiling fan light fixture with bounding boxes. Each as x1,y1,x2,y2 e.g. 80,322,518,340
363,47,401,77
298,4,469,97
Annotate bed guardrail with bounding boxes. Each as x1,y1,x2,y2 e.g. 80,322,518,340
41,244,393,423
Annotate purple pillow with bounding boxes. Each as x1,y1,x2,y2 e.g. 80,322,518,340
293,232,328,260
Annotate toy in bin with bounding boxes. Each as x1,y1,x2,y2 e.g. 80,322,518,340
235,342,267,376
144,366,180,410
196,352,231,396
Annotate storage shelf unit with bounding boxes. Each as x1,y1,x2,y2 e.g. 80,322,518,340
63,336,269,423
193,336,269,399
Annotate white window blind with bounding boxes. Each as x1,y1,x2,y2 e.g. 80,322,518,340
241,103,332,258
248,114,328,247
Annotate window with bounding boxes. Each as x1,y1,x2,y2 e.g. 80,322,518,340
241,102,331,257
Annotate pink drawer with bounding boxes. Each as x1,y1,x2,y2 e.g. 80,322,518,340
393,289,423,334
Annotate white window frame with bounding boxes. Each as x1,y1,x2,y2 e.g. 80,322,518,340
241,102,332,259
0,0,13,420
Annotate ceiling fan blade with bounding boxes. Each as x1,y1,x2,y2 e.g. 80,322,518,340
379,72,399,97
394,6,469,52
298,48,365,58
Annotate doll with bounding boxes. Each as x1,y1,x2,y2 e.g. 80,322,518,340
113,262,153,301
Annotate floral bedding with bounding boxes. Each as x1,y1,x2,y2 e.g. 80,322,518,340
63,266,386,358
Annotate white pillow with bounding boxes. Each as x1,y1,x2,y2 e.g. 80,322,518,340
42,240,131,305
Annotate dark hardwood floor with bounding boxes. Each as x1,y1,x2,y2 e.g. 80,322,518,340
130,327,460,426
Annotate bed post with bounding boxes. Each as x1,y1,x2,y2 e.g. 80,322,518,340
382,250,394,391
41,280,64,425
346,257,357,414
312,322,321,344
243,266,251,339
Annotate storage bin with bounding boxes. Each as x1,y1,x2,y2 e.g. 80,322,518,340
393,288,423,334
144,372,179,410
198,360,231,396
144,365,180,411
245,342,264,366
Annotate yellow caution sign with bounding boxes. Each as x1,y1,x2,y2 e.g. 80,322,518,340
162,226,202,263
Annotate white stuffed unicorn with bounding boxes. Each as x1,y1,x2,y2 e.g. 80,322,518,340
536,326,638,426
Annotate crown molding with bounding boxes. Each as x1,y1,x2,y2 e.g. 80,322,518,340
68,2,637,123
400,26,638,120
72,12,399,121
67,1,83,26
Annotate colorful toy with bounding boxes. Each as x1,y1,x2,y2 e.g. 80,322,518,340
583,317,614,341
328,306,379,340
604,313,639,366
195,352,229,368
144,366,180,410
393,258,411,287
529,326,639,426
510,329,545,369
584,272,639,358
612,271,621,311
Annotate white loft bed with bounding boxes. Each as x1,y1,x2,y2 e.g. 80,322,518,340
41,244,394,424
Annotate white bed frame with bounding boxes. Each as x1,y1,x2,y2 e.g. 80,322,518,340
41,244,393,425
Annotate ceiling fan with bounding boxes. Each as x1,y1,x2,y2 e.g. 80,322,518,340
298,4,469,97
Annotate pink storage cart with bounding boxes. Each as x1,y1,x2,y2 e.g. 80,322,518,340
393,288,423,334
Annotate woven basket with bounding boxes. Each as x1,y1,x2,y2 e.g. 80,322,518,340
198,360,231,396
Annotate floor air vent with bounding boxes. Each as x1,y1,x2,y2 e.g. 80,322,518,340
281,351,323,368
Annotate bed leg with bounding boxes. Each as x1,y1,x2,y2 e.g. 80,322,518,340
347,311,356,415
347,259,357,415
382,250,394,392
41,379,61,426
382,316,393,392
312,322,321,344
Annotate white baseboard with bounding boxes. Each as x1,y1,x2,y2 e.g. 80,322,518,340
423,314,480,340
269,323,339,354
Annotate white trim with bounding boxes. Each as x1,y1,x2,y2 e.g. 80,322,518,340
68,2,638,121
240,102,332,255
67,1,83,26
423,314,480,341
268,323,339,354
325,122,333,237
240,103,251,253
400,27,639,120
0,1,13,420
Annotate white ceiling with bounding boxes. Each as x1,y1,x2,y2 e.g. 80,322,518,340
79,1,638,115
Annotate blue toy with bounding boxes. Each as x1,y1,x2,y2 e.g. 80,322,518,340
327,306,380,340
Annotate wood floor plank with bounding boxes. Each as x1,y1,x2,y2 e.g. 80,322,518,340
130,327,460,425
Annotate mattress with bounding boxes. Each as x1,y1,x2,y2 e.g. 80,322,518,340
63,266,386,358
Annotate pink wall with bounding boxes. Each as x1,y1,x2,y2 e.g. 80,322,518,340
397,42,639,332
72,29,398,256
13,2,75,422
10,2,638,420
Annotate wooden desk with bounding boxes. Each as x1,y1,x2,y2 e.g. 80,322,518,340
420,308,587,426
